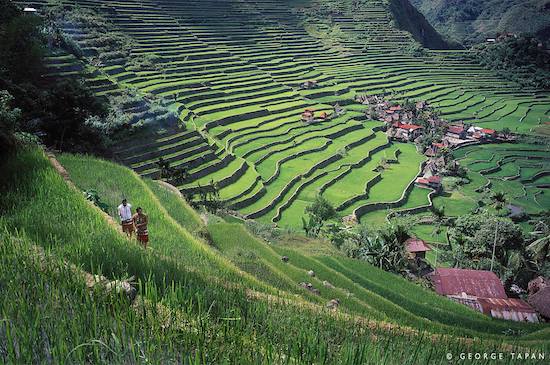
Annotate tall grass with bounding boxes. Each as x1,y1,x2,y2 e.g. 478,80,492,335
1,148,548,363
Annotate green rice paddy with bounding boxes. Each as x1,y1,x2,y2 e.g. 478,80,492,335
35,0,550,229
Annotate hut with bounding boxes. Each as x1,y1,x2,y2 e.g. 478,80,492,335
405,238,431,259
301,108,314,122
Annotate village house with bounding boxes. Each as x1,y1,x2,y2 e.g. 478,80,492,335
446,125,467,140
301,108,315,123
423,160,439,177
333,103,345,116
415,175,442,190
301,80,318,89
425,140,450,157
468,126,497,141
424,146,437,157
480,128,496,140
392,122,423,141
405,238,431,259
430,268,539,323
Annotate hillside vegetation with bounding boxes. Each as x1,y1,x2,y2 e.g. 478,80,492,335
411,0,550,46
1,146,549,363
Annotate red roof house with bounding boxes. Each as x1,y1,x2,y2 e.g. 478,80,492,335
391,123,423,141
393,123,422,131
427,175,441,184
448,126,464,134
431,268,539,322
430,268,507,298
447,125,467,139
416,175,442,189
405,238,431,259
480,128,496,139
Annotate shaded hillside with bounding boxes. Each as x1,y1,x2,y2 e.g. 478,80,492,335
411,0,550,46
387,0,453,49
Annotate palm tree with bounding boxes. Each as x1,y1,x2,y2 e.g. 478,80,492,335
491,191,507,211
527,218,550,263
491,191,506,204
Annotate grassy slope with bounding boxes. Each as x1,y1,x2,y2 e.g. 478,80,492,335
146,156,549,341
1,149,548,363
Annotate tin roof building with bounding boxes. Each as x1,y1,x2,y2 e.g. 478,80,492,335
430,268,539,323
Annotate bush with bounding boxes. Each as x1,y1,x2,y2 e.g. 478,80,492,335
0,91,22,157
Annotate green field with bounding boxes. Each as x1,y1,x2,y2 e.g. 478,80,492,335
1,147,548,363
28,0,549,229
431,143,550,218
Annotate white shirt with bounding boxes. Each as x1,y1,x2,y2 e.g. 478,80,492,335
118,203,132,221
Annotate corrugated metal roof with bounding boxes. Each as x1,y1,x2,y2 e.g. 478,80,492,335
477,298,536,312
430,268,507,299
478,298,538,323
405,238,431,253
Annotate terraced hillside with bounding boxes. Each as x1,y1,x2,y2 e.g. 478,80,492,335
433,143,550,217
2,147,549,362
30,0,550,227
359,143,550,247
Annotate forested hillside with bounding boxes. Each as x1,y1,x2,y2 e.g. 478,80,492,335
411,0,550,46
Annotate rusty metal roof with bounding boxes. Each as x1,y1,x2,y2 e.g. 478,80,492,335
430,268,507,299
405,238,431,253
477,298,536,312
477,298,539,323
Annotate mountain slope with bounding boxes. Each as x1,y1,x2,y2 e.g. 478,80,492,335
388,0,453,49
411,0,550,45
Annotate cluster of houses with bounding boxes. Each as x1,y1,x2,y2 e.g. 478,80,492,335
356,94,515,191
404,237,549,323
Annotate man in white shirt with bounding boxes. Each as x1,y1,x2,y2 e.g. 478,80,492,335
117,199,134,236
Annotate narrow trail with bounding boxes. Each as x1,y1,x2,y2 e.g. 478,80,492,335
47,151,126,235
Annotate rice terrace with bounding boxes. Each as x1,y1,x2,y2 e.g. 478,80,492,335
1,0,550,363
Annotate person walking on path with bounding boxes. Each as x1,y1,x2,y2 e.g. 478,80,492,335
118,199,134,237
133,207,149,249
